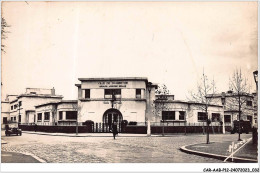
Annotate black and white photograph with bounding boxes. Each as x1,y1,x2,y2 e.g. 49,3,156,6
0,1,259,172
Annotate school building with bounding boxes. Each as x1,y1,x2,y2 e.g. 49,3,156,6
1,77,257,133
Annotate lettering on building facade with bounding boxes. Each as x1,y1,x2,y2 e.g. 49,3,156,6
98,81,128,88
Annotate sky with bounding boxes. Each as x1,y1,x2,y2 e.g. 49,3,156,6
1,1,258,100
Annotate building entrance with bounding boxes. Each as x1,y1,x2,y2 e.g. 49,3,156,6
103,109,123,131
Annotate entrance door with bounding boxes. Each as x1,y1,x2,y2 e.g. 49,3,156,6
103,109,123,131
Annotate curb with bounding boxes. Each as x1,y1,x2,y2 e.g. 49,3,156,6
1,140,7,144
180,143,258,163
2,150,47,163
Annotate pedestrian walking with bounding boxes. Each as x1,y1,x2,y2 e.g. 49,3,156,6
112,121,118,140
34,123,37,132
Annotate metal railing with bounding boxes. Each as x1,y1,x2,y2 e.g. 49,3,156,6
129,121,224,127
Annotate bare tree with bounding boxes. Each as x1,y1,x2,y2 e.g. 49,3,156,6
189,70,217,144
228,69,252,141
1,17,10,53
153,83,171,118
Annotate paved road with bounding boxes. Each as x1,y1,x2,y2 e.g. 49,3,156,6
1,132,252,163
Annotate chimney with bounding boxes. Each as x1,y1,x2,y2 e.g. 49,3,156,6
51,87,55,96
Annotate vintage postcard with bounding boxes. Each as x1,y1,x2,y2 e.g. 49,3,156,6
1,1,258,172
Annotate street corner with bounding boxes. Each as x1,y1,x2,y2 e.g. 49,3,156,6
1,151,43,163
180,138,258,163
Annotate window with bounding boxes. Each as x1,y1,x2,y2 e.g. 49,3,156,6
11,106,13,110
104,89,121,99
14,104,17,109
246,101,252,106
211,113,220,122
198,112,207,121
59,111,63,120
19,101,22,106
136,89,141,99
14,116,16,121
3,117,7,124
224,115,231,123
247,116,252,123
44,112,50,121
85,89,90,98
11,117,13,121
179,111,185,120
162,111,175,121
66,111,77,120
37,113,42,121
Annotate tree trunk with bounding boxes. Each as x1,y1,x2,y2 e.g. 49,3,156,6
238,95,242,141
207,122,209,144
206,111,210,144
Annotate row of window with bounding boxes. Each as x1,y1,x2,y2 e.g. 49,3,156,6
163,112,253,123
10,101,22,110
37,111,77,121
58,111,77,120
37,112,50,121
10,115,21,122
224,115,253,123
162,111,185,121
83,89,142,99
162,111,221,122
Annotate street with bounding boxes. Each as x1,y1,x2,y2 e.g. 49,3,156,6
1,132,252,163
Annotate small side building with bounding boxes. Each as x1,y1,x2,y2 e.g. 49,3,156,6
8,88,63,125
153,95,224,126
208,91,255,127
35,100,77,126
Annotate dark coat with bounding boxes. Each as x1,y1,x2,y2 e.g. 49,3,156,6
112,124,118,134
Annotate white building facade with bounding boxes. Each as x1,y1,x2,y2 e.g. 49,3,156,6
75,77,157,126
7,88,63,124
75,77,225,128
35,100,77,126
208,91,255,127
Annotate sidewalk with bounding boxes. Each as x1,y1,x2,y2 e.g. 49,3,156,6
22,131,151,137
17,131,227,137
180,138,258,163
1,151,42,163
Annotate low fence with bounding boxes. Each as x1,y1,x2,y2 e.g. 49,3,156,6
19,122,227,134
19,125,92,133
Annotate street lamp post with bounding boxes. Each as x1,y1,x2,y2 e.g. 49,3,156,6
253,71,258,127
147,82,152,136
111,90,116,109
253,70,258,90
253,70,258,144
18,102,21,126
221,94,226,134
